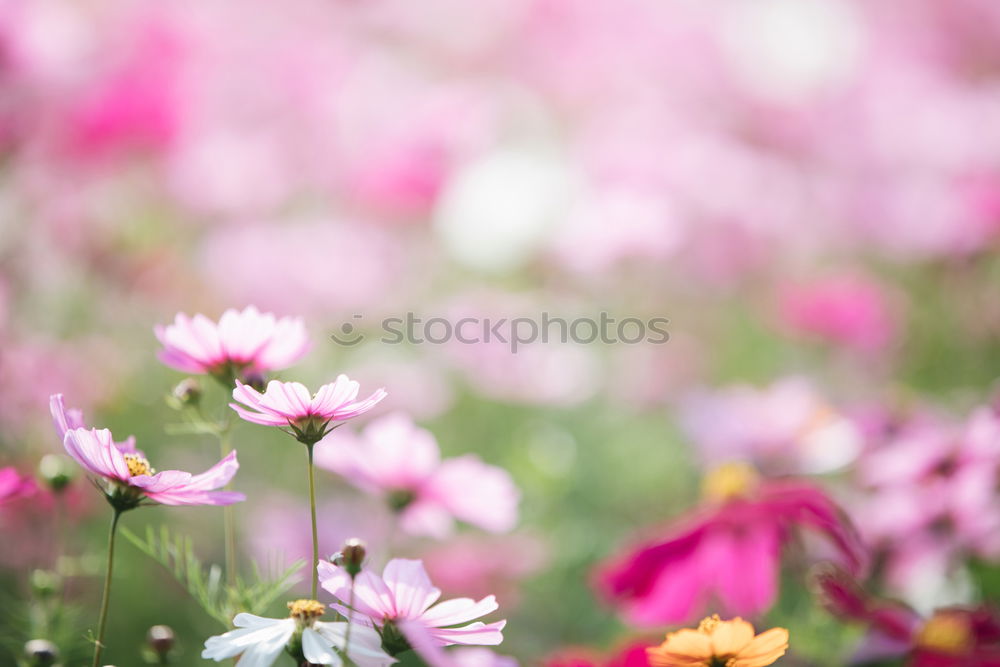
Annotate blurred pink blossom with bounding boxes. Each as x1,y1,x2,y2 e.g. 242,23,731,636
155,305,310,379
315,413,518,538
678,377,862,474
596,467,866,626
851,404,1000,608
777,273,900,354
0,467,35,506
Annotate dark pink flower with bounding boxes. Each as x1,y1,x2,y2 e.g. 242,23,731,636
0,467,35,506
777,274,899,354
595,465,866,626
50,394,244,509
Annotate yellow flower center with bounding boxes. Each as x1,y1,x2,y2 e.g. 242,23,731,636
287,599,325,621
699,614,722,634
916,613,972,654
124,453,155,477
702,463,759,503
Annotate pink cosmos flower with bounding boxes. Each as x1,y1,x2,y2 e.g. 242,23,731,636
0,467,35,506
595,464,866,627
678,377,861,475
155,306,310,381
314,413,518,538
50,394,244,509
231,377,387,444
318,558,505,666
850,404,1000,607
776,273,899,354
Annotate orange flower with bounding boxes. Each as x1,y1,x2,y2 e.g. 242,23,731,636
647,615,789,667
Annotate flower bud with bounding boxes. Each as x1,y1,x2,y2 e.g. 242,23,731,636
242,371,266,392
332,538,366,578
38,455,74,493
147,624,175,657
30,570,62,600
169,378,202,409
23,639,59,666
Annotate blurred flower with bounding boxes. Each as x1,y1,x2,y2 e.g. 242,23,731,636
155,305,310,383
0,467,36,506
816,565,1000,666
851,404,1000,610
776,273,899,354
197,221,408,316
595,463,866,626
318,558,505,665
314,413,519,538
646,615,789,667
202,600,394,667
446,648,519,667
544,641,656,667
50,393,244,509
230,377,386,444
678,377,862,474
420,534,547,608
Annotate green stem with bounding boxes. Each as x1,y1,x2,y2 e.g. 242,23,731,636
343,580,356,660
93,509,122,667
219,427,237,590
306,443,319,600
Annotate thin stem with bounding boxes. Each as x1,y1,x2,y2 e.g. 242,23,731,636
219,426,237,589
306,443,319,600
343,579,356,661
93,509,122,667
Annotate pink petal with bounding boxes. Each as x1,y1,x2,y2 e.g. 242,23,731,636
383,559,442,619
129,469,194,493
63,428,130,481
420,596,499,628
427,620,506,646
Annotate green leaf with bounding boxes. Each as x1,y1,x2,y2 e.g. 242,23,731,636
121,525,304,628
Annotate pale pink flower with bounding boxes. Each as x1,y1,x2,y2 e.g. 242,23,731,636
155,306,310,380
0,467,35,506
318,558,505,665
230,377,386,444
50,394,244,509
678,377,862,475
314,413,518,538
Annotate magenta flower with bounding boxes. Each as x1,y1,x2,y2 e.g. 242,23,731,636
50,394,244,510
314,413,518,538
155,306,309,382
318,558,505,665
230,377,387,445
595,464,866,627
0,467,35,506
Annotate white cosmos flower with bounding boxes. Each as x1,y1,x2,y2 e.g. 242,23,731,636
202,606,396,667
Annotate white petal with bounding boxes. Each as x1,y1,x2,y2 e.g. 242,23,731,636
202,618,294,663
302,628,340,665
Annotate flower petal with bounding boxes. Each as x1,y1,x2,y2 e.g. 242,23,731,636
420,596,499,628
302,627,340,665
383,559,442,619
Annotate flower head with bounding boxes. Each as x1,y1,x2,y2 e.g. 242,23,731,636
0,467,35,506
231,377,387,444
202,600,395,667
646,615,788,667
315,413,518,537
50,394,245,511
318,558,505,666
596,468,865,626
155,306,309,382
